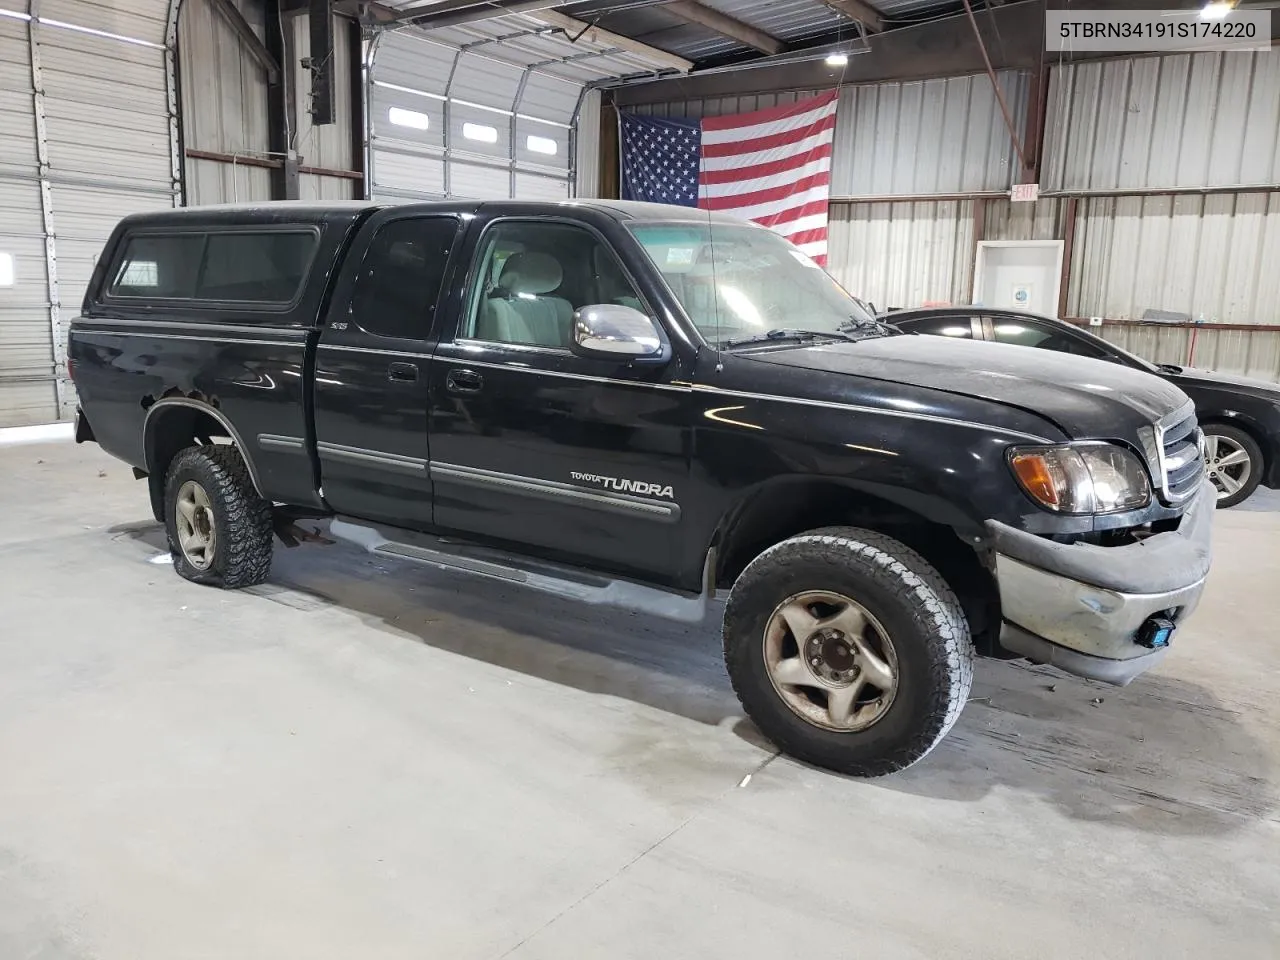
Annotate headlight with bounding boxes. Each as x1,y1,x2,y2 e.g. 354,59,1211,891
1008,444,1151,514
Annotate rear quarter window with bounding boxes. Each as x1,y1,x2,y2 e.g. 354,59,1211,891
105,229,319,306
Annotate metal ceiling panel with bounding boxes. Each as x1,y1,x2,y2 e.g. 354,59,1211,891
697,0,846,42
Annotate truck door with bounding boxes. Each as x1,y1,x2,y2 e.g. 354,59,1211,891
426,216,696,587
313,213,462,528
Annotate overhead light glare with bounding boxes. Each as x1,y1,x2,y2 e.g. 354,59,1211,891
825,52,849,66
1200,1,1233,19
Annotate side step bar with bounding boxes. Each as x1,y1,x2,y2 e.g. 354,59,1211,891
328,519,716,623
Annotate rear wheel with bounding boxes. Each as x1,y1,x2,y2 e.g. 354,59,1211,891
1202,424,1263,508
723,527,973,777
164,444,273,588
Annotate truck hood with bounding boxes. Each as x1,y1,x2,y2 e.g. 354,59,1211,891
743,335,1191,439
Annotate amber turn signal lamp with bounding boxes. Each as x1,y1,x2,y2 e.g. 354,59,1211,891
1010,453,1059,509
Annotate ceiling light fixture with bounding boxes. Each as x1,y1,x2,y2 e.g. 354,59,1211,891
825,52,849,66
1200,1,1233,19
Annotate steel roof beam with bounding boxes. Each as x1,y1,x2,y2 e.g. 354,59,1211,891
661,0,784,55
823,0,884,32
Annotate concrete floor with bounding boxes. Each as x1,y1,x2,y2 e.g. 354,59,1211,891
1,439,1277,960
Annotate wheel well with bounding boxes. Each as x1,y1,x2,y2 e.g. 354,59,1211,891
1199,416,1269,471
143,405,232,521
714,480,1001,654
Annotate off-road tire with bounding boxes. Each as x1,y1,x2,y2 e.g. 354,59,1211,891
163,444,273,588
1202,423,1263,509
723,526,974,777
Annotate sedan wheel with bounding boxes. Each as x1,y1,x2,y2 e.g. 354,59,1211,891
1202,426,1263,508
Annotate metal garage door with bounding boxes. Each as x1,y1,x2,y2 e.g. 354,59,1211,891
367,13,681,206
0,0,178,427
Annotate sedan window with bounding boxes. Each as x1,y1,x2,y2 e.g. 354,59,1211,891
990,318,1107,358
892,315,975,339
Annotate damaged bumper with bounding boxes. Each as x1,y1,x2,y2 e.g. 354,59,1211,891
987,484,1214,686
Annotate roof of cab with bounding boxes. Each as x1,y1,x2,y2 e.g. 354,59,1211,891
114,197,750,229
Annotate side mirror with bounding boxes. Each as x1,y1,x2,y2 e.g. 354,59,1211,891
570,304,667,362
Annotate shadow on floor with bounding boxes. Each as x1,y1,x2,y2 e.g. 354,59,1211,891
110,519,1274,835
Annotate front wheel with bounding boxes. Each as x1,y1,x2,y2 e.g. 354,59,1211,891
163,444,274,588
1202,424,1263,508
723,527,974,777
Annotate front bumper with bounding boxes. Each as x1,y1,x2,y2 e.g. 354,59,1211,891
987,483,1214,685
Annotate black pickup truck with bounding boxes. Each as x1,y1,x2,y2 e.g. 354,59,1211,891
68,200,1213,777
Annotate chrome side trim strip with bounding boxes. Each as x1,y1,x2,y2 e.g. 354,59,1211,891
316,441,428,474
317,343,432,360
258,434,306,453
142,398,266,497
429,461,681,523
72,317,307,337
71,329,304,348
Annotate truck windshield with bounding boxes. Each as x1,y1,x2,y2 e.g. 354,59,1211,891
628,221,879,348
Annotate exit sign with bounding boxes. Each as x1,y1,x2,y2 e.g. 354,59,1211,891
1011,182,1039,203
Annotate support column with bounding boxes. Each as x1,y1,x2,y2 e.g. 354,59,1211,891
28,0,65,417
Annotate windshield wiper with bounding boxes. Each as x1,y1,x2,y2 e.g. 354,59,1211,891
838,315,901,337
722,328,860,348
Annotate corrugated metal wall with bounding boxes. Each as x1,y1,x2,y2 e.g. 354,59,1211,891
624,75,1025,198
178,0,272,204
831,72,1026,197
0,0,178,426
627,60,1280,381
291,12,357,201
827,200,974,310
1068,192,1280,324
1044,52,1280,192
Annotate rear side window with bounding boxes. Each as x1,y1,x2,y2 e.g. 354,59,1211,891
347,217,458,340
198,233,316,303
105,229,318,305
108,235,204,298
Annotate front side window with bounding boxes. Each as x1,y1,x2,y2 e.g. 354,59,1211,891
463,221,645,349
108,235,205,298
629,222,876,347
348,217,458,340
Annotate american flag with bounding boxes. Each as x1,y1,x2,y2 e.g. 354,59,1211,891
620,92,839,266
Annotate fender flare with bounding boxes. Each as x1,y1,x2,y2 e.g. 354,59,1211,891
142,397,267,499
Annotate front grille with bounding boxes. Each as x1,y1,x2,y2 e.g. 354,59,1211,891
1157,408,1204,503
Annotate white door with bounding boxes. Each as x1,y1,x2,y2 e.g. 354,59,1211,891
973,241,1064,317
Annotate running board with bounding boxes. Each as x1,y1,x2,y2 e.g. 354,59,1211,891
328,519,715,623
